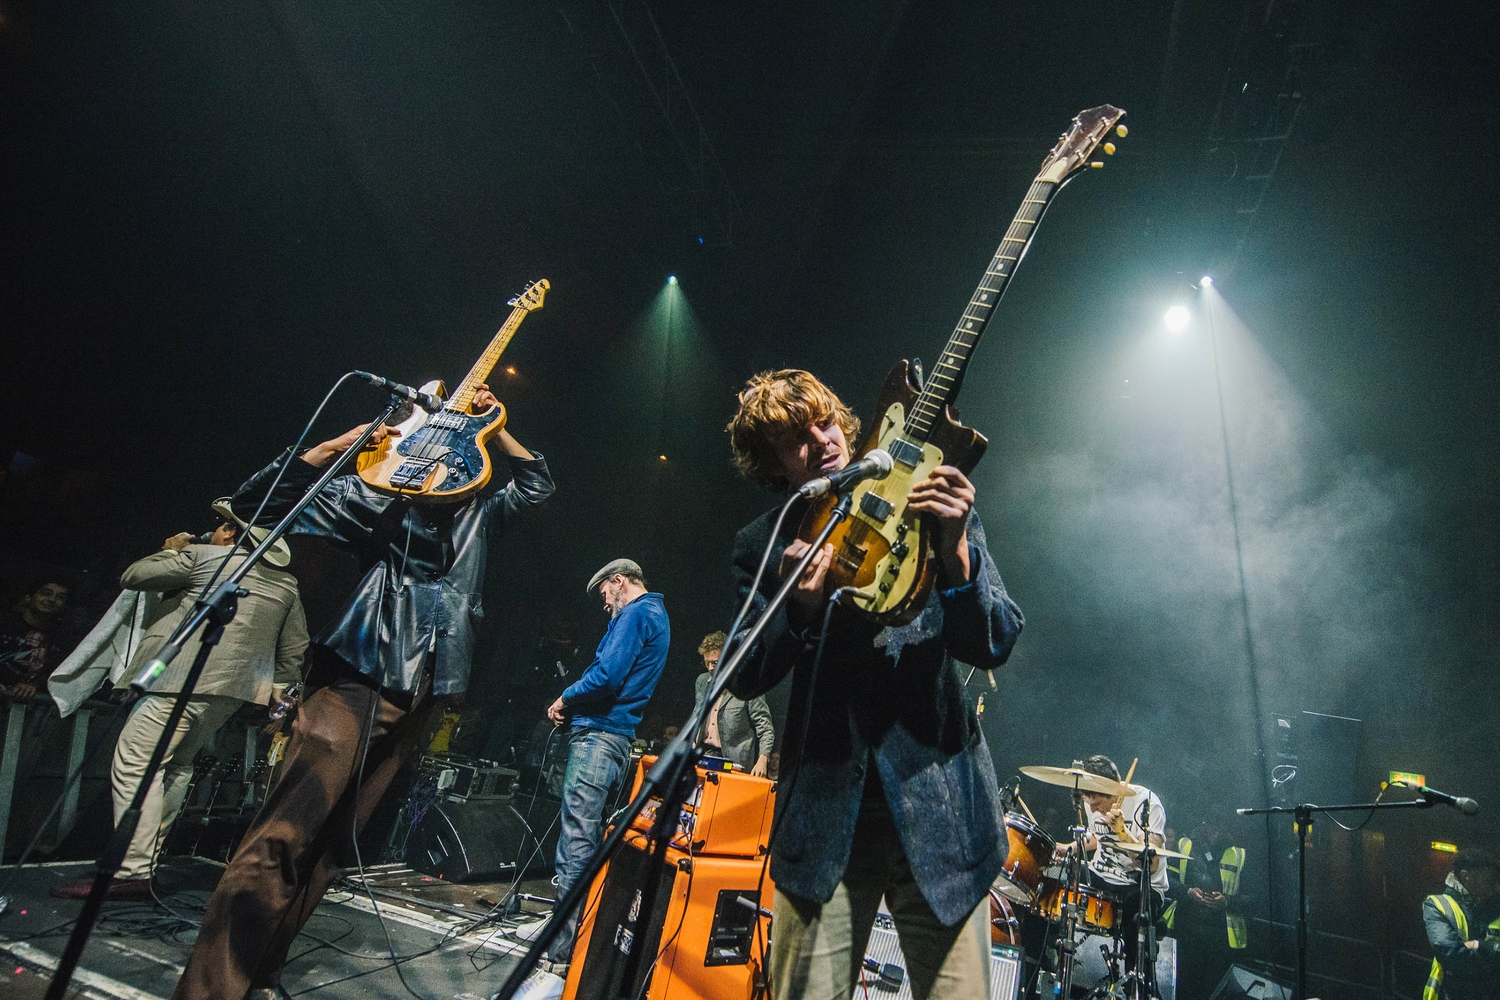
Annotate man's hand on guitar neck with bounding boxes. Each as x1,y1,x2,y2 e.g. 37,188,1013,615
301,423,401,468
907,465,975,584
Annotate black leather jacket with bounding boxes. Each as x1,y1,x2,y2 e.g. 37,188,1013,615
727,500,1022,926
234,448,555,694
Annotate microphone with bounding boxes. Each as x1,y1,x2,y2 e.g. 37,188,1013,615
797,449,894,497
354,371,443,413
1415,784,1480,816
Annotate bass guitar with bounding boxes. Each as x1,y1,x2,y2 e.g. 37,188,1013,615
800,106,1127,624
357,279,549,503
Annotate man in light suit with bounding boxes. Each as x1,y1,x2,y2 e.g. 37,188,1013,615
693,630,774,776
52,498,309,900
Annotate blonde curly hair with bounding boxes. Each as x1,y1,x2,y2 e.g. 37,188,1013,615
726,369,861,492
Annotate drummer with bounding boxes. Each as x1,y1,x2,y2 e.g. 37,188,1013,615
1071,755,1170,971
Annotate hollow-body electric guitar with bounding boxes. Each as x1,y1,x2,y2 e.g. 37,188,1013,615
356,279,548,503
800,106,1127,624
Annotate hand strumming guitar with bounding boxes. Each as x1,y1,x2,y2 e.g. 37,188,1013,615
778,538,835,628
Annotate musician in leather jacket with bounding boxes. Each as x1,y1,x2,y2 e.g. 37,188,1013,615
725,369,1022,1000
173,385,554,1000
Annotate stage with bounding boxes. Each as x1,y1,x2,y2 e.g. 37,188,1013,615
0,859,557,999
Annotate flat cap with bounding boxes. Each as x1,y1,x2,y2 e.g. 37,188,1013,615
587,558,643,594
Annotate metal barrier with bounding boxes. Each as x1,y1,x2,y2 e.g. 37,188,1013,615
0,695,116,856
0,694,263,860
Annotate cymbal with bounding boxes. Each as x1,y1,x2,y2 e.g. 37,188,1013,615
1100,838,1192,861
1019,765,1127,797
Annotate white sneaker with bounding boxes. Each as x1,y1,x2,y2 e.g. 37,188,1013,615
499,969,565,1000
510,916,550,942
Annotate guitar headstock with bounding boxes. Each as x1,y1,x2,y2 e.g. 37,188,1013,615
1036,105,1128,185
508,278,551,311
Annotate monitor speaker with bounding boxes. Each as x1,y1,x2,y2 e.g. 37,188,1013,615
862,911,1024,1000
404,795,557,883
1209,964,1294,1000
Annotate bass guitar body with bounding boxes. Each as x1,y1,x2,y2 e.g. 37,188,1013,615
354,278,548,504
799,360,987,625
355,379,510,503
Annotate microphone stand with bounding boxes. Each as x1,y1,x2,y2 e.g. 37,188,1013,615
1236,796,1456,1000
493,490,857,1000
44,395,403,1000
1128,797,1158,1000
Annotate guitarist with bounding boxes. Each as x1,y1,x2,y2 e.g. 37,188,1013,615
724,369,1023,1000
173,384,554,1000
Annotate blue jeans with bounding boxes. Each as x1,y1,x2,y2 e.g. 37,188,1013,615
549,726,633,962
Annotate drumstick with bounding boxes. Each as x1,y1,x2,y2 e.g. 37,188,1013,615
1015,792,1039,826
1109,758,1142,844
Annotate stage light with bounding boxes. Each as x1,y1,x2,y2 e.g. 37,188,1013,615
504,365,516,376
1201,275,1214,287
1164,305,1191,332
668,275,678,285
658,454,668,461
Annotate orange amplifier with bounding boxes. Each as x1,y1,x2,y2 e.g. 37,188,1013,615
626,755,775,859
561,829,773,1000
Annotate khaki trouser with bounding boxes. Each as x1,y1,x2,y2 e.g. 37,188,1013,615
770,796,991,1000
112,693,244,880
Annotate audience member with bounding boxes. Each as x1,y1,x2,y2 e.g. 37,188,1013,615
0,580,78,700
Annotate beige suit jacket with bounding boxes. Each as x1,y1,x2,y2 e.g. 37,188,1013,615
120,544,309,704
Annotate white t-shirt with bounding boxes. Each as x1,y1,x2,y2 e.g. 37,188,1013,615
1085,787,1169,895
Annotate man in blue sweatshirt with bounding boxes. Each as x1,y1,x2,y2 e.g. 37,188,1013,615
543,557,670,966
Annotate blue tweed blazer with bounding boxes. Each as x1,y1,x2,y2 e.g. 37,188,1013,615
727,500,1022,926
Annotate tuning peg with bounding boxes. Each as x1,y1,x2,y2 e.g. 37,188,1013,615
1090,161,1104,169
1116,124,1128,137
1104,142,1117,155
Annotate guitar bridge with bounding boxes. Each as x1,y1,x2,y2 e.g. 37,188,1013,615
390,458,441,490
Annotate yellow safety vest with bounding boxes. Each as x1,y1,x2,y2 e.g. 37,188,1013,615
1162,836,1194,931
1172,837,1194,883
1424,894,1500,1000
1221,846,1247,949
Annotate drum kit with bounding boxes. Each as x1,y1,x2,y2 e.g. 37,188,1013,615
987,764,1191,1000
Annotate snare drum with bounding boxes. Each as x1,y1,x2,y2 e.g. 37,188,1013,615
992,812,1056,905
1035,879,1120,934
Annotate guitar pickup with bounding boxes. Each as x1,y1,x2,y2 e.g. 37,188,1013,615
887,438,924,469
860,492,894,522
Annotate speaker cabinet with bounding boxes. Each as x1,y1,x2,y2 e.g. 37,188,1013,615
404,796,557,883
563,831,773,1000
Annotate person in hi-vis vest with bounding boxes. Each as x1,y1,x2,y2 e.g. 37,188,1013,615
1170,811,1256,997
1423,846,1500,1000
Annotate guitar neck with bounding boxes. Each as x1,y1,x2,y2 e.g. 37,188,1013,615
904,177,1059,442
445,305,530,412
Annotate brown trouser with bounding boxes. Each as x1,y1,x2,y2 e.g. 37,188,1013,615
172,654,432,1000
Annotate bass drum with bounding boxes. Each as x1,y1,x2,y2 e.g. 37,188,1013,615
992,812,1056,905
